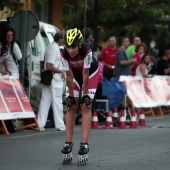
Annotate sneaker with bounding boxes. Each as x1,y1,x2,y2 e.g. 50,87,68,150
40,127,45,131
56,128,65,131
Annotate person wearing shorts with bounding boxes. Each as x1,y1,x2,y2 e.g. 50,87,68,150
60,28,99,156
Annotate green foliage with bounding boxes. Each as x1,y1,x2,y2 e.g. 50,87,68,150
62,0,170,49
62,0,95,30
36,0,48,6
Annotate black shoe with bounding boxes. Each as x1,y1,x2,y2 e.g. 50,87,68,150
78,142,89,155
61,142,73,154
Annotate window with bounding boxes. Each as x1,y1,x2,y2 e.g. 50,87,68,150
47,32,55,44
30,39,38,56
64,4,75,15
35,2,49,22
40,31,50,47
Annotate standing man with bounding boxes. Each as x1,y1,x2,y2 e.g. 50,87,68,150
60,28,99,165
101,36,118,79
114,37,136,79
126,36,141,60
38,32,66,131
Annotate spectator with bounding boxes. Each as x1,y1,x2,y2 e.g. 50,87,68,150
156,49,170,75
0,27,22,78
101,36,118,80
82,27,94,51
114,37,136,79
95,45,103,99
38,32,66,131
126,36,141,60
0,41,10,75
136,53,151,77
131,43,147,76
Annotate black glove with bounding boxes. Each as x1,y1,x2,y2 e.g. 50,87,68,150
80,95,92,108
66,96,76,108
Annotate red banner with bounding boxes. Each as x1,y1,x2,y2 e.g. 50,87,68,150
0,77,35,120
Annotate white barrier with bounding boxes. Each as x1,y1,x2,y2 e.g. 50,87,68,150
119,76,170,108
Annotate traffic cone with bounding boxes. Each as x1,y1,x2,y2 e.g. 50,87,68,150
91,111,100,129
118,110,127,128
138,109,146,126
104,111,114,129
112,108,119,127
130,109,138,128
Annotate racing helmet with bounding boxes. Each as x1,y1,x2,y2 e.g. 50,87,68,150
64,28,83,46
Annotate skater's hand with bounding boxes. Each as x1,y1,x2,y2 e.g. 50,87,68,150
80,95,92,109
66,96,76,111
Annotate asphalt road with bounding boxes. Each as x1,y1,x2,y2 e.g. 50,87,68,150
0,114,170,170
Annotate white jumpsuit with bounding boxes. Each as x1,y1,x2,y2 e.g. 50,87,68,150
38,42,65,130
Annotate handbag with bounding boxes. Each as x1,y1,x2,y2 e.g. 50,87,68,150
40,56,61,85
40,70,53,86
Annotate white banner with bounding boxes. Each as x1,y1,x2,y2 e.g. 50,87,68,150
0,76,35,120
119,76,170,108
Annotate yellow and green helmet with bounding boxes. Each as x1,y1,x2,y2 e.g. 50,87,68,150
64,28,83,46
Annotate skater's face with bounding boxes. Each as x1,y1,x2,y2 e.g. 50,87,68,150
6,31,13,44
66,45,79,58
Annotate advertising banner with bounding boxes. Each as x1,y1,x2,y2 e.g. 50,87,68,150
0,77,35,120
119,76,170,108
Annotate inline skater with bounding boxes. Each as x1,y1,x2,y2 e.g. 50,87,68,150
60,28,99,165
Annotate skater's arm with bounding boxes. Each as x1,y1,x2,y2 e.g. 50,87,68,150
66,69,74,96
82,68,89,95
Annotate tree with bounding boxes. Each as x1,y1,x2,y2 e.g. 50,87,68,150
62,0,170,50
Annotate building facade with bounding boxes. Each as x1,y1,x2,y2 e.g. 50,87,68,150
0,0,77,30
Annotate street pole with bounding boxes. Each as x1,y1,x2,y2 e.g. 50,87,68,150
93,0,98,59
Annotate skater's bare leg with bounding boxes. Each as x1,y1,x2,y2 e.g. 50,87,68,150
81,103,92,143
61,97,78,165
65,98,78,142
77,102,91,166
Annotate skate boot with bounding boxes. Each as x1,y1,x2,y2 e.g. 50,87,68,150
77,142,89,166
61,142,73,165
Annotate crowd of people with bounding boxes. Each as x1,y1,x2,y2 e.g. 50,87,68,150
101,35,170,80
1,27,170,132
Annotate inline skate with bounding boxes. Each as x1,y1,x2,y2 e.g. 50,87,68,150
61,142,73,165
77,142,89,166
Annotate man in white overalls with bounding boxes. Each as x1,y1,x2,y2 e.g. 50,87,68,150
38,32,66,131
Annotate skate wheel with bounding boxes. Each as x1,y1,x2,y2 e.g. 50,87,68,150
78,154,88,166
62,152,72,165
